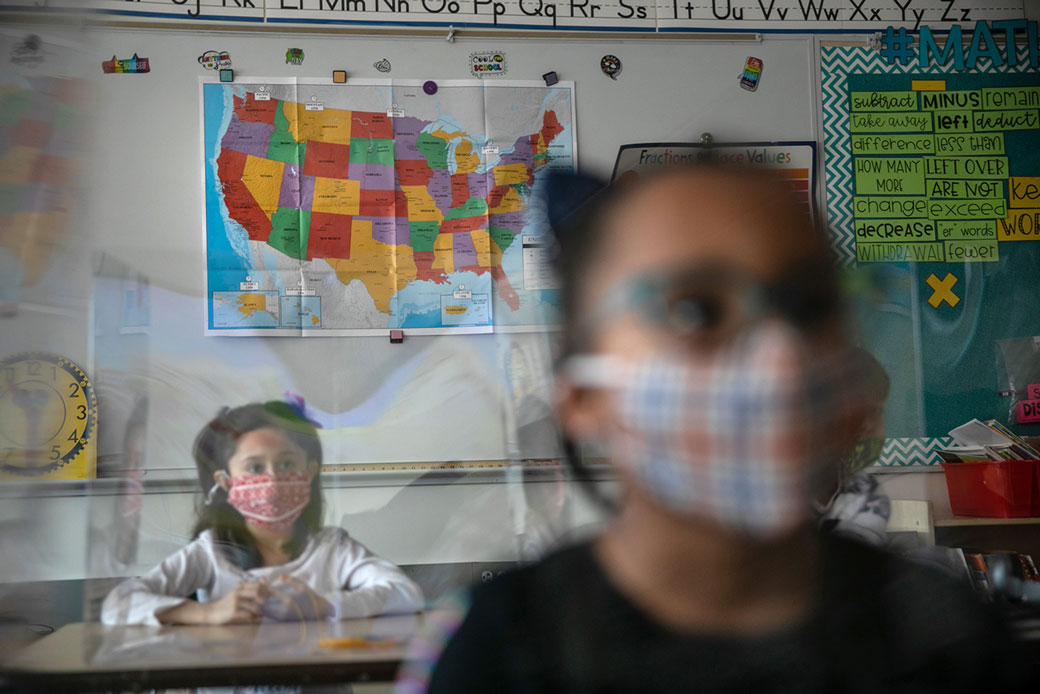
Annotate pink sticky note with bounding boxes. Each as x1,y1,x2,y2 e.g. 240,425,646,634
1016,399,1040,423
1028,383,1040,399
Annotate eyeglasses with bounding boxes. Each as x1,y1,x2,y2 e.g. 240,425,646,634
582,261,841,348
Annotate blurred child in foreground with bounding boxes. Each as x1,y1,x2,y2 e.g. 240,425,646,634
397,164,1029,693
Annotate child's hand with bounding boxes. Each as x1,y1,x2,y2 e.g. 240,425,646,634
203,580,267,625
261,575,333,621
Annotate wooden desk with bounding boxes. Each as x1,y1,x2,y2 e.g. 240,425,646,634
0,613,424,692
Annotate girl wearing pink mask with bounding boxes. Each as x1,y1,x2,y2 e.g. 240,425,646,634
102,401,423,626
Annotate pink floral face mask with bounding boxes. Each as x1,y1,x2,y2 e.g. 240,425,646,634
225,471,312,530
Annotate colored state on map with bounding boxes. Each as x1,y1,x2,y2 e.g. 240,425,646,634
214,90,566,317
281,296,321,327
212,291,279,328
440,293,490,326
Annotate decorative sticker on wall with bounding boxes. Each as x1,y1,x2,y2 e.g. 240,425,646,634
600,54,622,80
373,58,391,73
285,48,304,66
740,57,763,91
102,54,150,74
469,51,507,77
198,50,232,70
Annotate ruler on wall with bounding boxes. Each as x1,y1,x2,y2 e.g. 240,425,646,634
322,459,565,473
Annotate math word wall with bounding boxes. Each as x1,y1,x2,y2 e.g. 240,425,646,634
821,34,1040,460
849,78,1040,264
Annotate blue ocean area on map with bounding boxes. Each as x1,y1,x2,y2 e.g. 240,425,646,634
391,271,491,329
205,85,247,291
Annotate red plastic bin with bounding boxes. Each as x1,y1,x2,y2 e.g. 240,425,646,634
941,459,1038,518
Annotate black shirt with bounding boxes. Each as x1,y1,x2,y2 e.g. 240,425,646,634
428,536,1029,693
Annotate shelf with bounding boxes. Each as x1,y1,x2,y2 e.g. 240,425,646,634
934,515,1040,528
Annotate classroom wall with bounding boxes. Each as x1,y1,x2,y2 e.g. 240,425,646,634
14,27,817,582
4,21,979,586
79,26,818,471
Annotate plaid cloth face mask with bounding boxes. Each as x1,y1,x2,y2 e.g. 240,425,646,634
226,471,312,530
566,322,859,539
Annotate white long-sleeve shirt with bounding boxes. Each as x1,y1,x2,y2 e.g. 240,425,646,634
101,526,423,625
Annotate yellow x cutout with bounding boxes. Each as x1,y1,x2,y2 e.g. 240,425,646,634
926,272,959,308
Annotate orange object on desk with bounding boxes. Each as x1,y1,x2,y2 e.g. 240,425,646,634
318,636,400,649
942,459,1039,518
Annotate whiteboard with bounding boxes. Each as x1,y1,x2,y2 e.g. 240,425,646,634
83,27,817,473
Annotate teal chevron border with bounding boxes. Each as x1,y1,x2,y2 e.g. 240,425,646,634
819,44,1033,470
875,436,954,469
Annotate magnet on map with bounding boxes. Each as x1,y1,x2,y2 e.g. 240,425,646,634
332,70,347,83
389,329,404,344
423,80,438,95
374,58,391,73
542,71,559,87
600,55,621,80
219,68,234,83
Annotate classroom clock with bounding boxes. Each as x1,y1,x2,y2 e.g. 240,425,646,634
0,351,97,480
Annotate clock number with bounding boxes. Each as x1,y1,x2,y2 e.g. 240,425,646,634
76,404,86,420
27,361,40,376
67,429,79,443
68,382,80,398
50,445,61,460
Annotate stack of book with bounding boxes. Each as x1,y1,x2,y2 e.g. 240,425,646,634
962,549,1040,603
937,418,1040,463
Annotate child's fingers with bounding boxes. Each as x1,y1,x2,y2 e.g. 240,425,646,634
278,574,305,588
231,590,264,614
238,581,266,599
242,594,266,612
266,585,296,607
267,582,290,598
223,607,259,625
231,606,261,623
278,574,315,596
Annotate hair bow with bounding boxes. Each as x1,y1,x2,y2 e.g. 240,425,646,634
282,392,324,429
